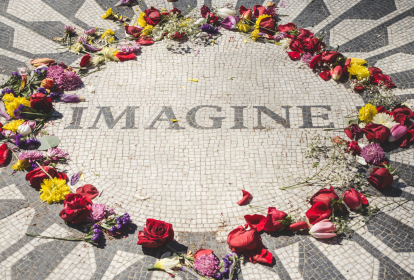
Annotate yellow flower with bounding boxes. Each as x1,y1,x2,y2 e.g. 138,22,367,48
255,14,271,29
101,29,115,42
348,64,370,80
3,93,30,118
69,42,85,54
12,159,30,171
138,12,147,27
142,25,153,36
350,58,366,65
99,47,120,61
238,22,251,33
151,254,181,274
101,8,113,19
359,103,377,123
3,119,25,132
250,30,261,41
39,178,71,204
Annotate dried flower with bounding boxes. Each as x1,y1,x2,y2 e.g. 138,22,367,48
193,253,221,278
64,25,77,35
280,38,291,49
360,143,385,164
118,41,141,54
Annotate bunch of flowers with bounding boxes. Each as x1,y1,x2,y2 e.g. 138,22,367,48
100,213,131,236
46,65,83,91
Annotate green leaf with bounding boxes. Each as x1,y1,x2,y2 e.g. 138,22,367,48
312,162,319,168
38,136,60,150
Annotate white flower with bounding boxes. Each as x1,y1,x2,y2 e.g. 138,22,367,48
87,84,95,93
18,67,27,76
216,7,236,18
69,42,85,54
280,38,291,49
17,122,34,136
99,47,119,61
194,18,206,25
151,254,181,274
152,26,164,41
372,112,398,129
90,55,105,66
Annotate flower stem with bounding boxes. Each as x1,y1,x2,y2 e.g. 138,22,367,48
281,160,332,190
26,233,83,242
323,127,347,131
35,161,54,180
166,245,196,261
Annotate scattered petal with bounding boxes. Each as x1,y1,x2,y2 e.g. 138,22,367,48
237,189,252,205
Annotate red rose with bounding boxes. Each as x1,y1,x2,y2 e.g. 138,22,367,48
137,218,174,248
289,39,304,53
297,28,313,41
125,25,142,37
278,22,296,33
259,17,275,35
237,189,252,205
168,7,181,16
353,85,365,93
263,207,288,232
306,202,332,224
344,124,362,140
285,221,309,231
397,129,414,147
227,225,273,265
368,167,393,191
319,69,331,81
244,214,266,231
376,106,390,114
368,67,382,75
208,13,219,24
368,67,394,88
59,193,92,223
201,5,211,18
144,7,161,26
362,123,390,143
346,141,361,155
80,54,90,67
287,51,301,60
253,5,266,17
26,166,68,189
309,54,322,69
0,143,10,165
30,93,53,113
390,105,413,126
343,58,351,76
303,37,324,54
342,187,368,210
310,186,339,209
321,51,343,64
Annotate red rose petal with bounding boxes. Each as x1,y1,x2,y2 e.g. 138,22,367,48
237,189,252,205
287,51,301,60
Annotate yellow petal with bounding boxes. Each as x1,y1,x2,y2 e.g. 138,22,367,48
171,119,179,122
182,86,186,90
350,58,367,65
244,39,247,44
80,171,85,181
275,42,281,45
187,79,198,82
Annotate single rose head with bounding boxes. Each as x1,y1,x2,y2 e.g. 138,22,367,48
137,218,174,248
342,187,368,211
310,219,336,239
59,193,92,223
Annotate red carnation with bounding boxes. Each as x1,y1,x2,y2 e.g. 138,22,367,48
346,141,361,155
368,168,393,192
59,193,92,223
30,93,53,113
144,7,161,26
137,218,174,248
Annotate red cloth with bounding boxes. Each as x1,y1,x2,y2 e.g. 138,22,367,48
76,184,99,200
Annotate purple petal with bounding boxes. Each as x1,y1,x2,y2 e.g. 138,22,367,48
70,171,81,185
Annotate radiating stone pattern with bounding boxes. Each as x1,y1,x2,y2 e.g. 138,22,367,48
0,0,414,279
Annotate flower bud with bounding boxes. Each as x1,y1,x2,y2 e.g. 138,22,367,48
241,9,252,20
388,124,408,142
342,187,368,211
330,65,342,81
17,121,36,136
309,219,336,239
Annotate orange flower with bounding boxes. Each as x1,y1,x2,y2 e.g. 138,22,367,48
41,78,54,90
29,58,56,67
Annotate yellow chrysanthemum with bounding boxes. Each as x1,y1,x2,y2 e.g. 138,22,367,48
99,47,120,61
12,159,30,171
101,29,115,42
250,30,261,41
101,8,113,19
350,58,366,65
348,64,370,80
3,119,25,132
238,22,251,33
39,178,71,204
142,25,153,36
359,103,378,123
3,93,30,118
138,12,147,28
254,14,271,29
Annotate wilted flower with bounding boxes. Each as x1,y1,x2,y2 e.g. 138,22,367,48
148,254,181,274
69,42,85,54
84,28,97,35
18,150,44,162
201,23,219,34
46,147,69,162
60,94,83,103
87,203,115,222
12,159,30,171
220,16,239,30
193,253,221,278
118,41,141,54
360,143,385,164
280,38,291,49
64,25,77,35
388,124,408,142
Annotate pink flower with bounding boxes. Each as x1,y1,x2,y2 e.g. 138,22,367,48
388,124,408,142
330,65,342,81
309,219,336,239
342,187,368,211
87,203,115,222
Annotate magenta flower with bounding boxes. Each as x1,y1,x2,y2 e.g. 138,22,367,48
46,65,82,91
87,204,115,222
301,52,314,66
388,124,408,142
18,150,44,162
220,16,239,30
193,253,220,278
360,143,385,164
118,41,141,54
60,94,82,103
46,147,69,161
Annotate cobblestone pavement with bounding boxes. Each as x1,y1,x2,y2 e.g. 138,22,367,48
1,0,414,279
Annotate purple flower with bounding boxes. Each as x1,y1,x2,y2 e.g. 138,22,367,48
13,104,27,120
46,65,82,91
70,171,81,185
18,150,44,162
82,43,102,52
109,213,131,235
33,68,46,77
60,94,82,103
220,16,239,30
118,41,141,54
37,87,48,95
361,143,385,164
1,88,15,97
84,28,97,35
201,23,219,34
11,72,22,80
193,253,220,278
49,91,63,99
76,35,87,44
46,147,69,161
15,135,40,150
64,25,77,35
115,0,133,6
2,130,15,139
302,52,316,66
274,32,287,41
87,204,115,222
280,0,286,8
91,224,102,243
